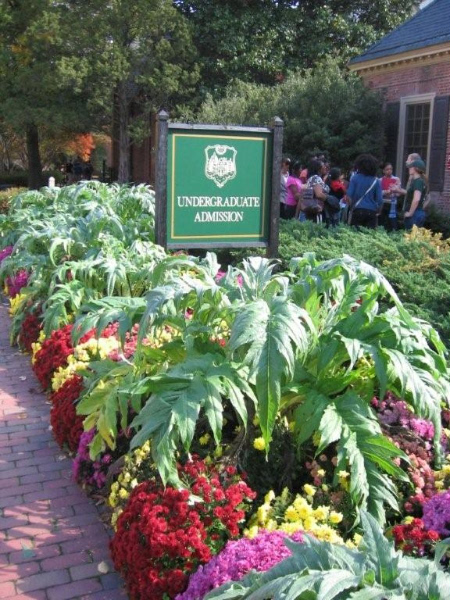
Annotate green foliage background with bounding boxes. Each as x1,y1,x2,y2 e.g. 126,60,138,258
194,61,385,169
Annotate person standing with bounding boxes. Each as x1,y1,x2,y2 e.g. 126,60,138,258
284,161,302,220
380,163,401,231
296,158,329,223
346,154,383,228
279,157,291,219
402,158,429,229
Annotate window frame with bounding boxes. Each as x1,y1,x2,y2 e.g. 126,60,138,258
396,93,436,180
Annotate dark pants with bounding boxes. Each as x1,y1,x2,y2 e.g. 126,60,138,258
383,217,398,232
280,203,296,220
350,209,378,229
404,209,425,230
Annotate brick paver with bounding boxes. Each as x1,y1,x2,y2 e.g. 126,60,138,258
0,304,126,599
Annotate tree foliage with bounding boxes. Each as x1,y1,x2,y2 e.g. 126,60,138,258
0,1,96,187
196,60,385,169
175,0,420,95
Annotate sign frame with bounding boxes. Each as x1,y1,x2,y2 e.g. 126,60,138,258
155,111,283,257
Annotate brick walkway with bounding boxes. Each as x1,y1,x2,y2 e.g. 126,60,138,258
0,305,126,600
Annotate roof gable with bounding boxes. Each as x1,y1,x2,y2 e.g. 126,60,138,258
350,0,450,65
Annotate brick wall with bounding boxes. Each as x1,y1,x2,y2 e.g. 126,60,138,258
360,61,450,212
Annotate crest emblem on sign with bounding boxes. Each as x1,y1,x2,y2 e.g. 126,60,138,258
204,145,237,188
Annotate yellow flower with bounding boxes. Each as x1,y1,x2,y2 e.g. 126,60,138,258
352,533,362,546
321,484,329,492
329,511,343,524
266,519,277,531
214,446,223,458
199,433,211,446
297,504,313,520
111,482,119,493
118,488,129,500
9,293,27,316
313,505,329,522
245,526,259,539
264,490,275,504
403,516,414,524
109,494,118,508
317,469,326,477
130,478,139,489
303,516,317,531
303,484,316,497
256,504,269,527
279,522,303,534
313,525,342,544
285,506,299,522
253,437,266,451
338,471,349,479
435,480,444,490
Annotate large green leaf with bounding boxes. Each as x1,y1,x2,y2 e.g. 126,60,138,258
360,511,399,587
230,296,312,448
130,354,252,482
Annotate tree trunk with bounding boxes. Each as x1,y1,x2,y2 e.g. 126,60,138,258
117,84,131,183
26,123,43,189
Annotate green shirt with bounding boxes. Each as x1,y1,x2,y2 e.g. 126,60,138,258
405,177,427,211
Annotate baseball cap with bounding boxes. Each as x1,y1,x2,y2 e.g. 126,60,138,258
406,158,426,170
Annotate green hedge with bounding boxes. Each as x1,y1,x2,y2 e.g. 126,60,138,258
281,222,450,345
0,170,64,187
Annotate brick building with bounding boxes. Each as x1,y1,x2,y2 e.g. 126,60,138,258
349,0,450,210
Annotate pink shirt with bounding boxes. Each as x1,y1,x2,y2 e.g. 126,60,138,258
286,176,302,206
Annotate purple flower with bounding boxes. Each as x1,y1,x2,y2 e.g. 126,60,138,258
73,429,109,488
423,491,450,536
375,393,434,441
6,269,29,298
0,246,13,264
176,530,303,600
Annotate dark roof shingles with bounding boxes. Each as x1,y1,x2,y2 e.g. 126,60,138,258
350,0,450,64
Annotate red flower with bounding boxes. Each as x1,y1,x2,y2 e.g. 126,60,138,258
49,375,84,452
110,458,255,599
18,312,42,352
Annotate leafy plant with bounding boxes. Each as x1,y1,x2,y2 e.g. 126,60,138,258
126,253,450,523
205,511,450,600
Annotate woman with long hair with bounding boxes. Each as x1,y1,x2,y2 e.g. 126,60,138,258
346,154,383,229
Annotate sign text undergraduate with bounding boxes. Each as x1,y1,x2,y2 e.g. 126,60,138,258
155,113,283,254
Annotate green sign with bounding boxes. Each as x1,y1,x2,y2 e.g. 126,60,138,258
165,127,273,247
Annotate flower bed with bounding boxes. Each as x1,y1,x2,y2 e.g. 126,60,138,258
2,184,450,599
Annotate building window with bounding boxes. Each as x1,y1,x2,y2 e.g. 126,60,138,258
396,93,435,184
